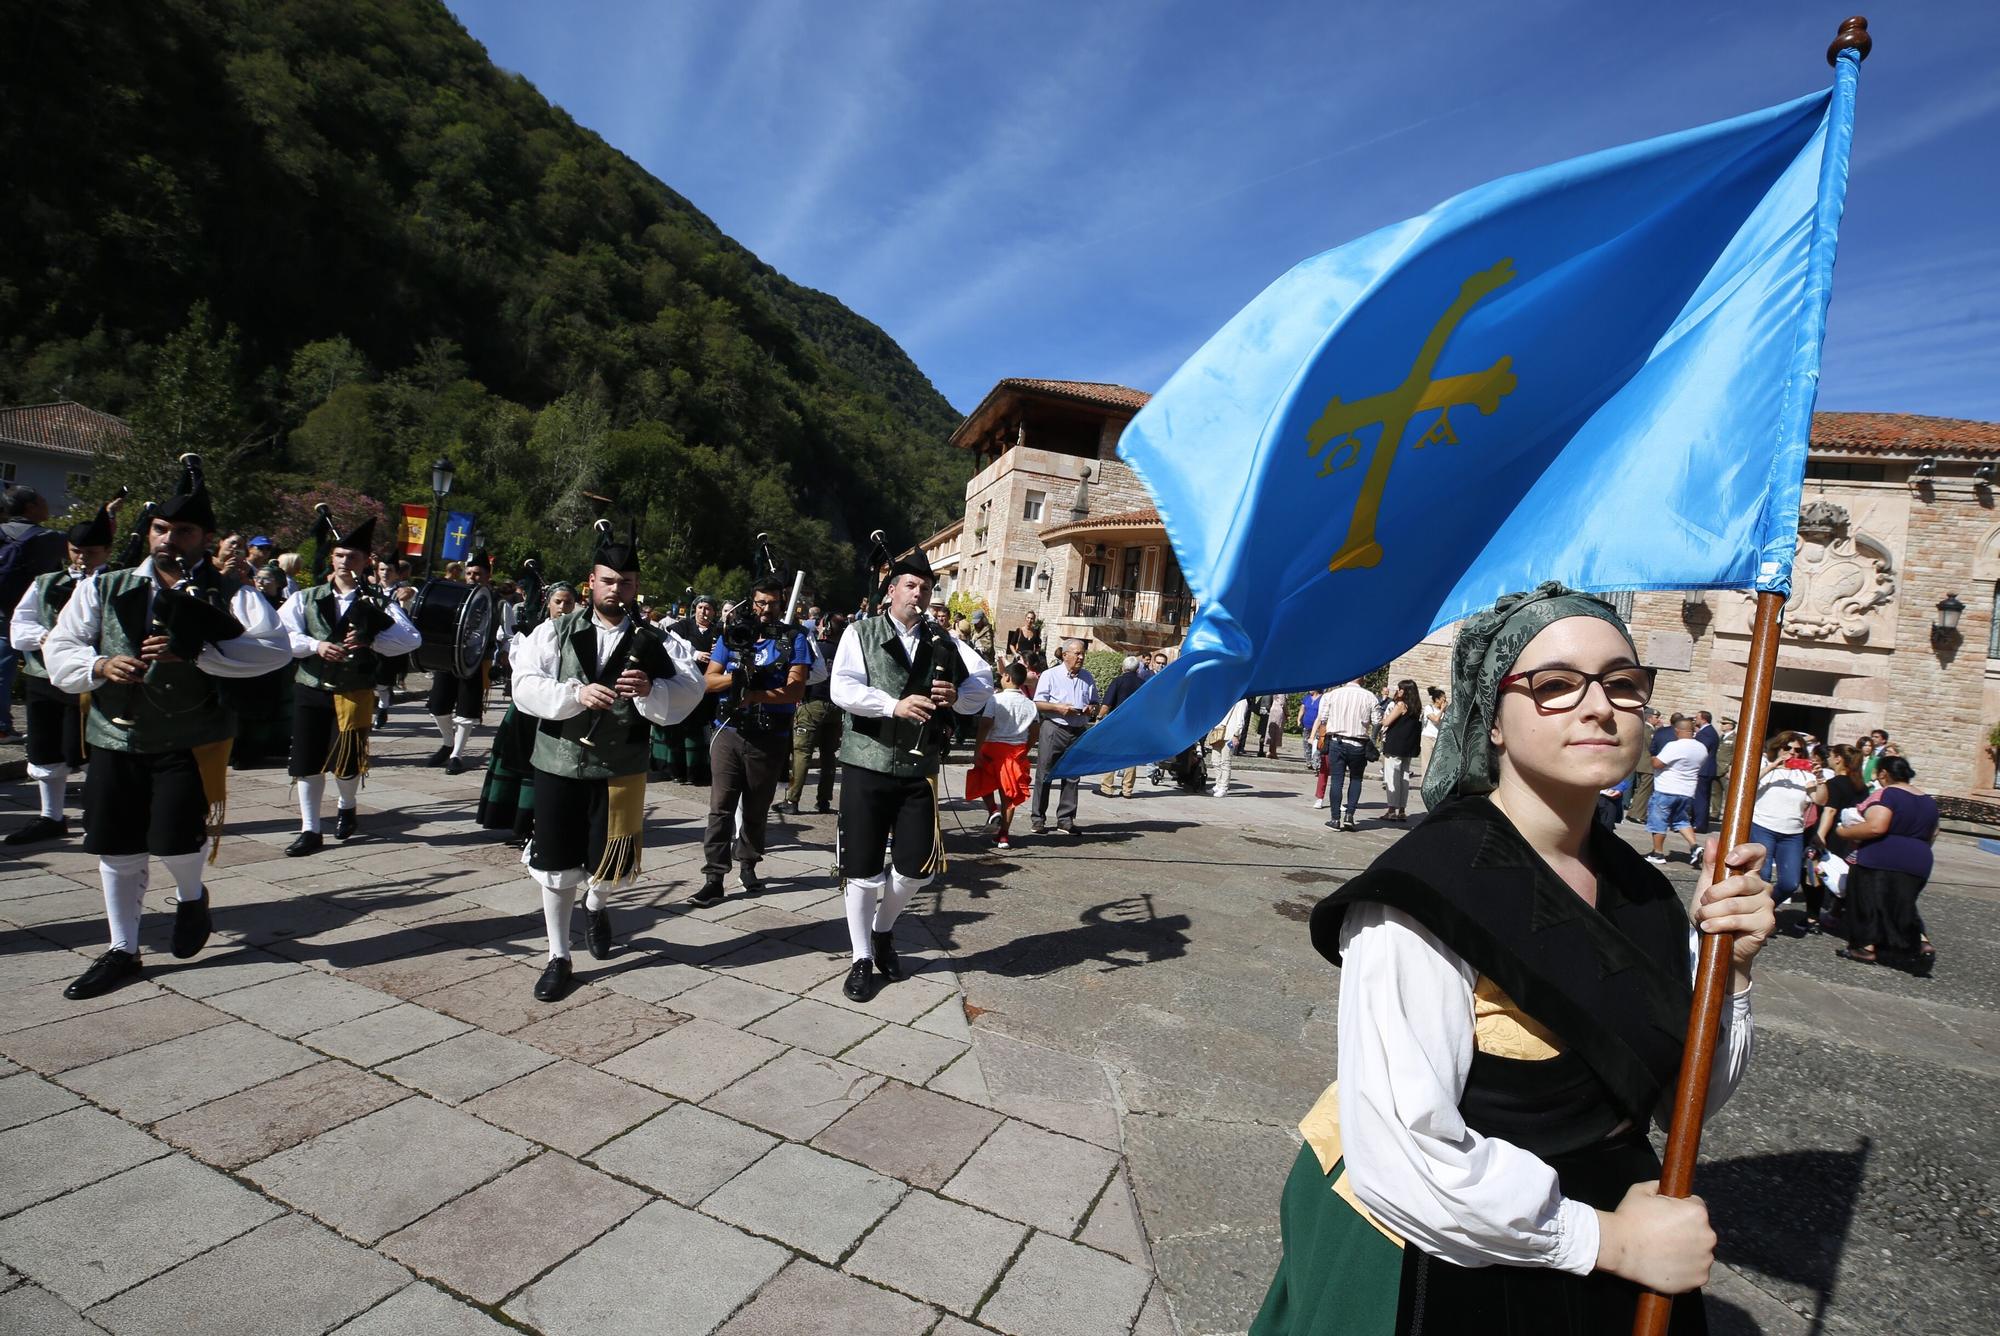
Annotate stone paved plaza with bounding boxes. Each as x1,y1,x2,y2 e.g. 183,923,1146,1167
1,712,1996,1334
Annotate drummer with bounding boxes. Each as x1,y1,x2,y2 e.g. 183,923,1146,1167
425,550,495,775
279,515,420,855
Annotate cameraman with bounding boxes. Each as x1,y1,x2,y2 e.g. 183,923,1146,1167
696,578,812,904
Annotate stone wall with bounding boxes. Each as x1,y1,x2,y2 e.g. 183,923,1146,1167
1383,469,2000,796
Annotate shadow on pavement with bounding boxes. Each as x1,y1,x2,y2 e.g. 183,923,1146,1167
1700,1137,1872,1335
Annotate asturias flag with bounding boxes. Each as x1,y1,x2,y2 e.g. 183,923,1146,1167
438,511,475,563
1055,51,1862,779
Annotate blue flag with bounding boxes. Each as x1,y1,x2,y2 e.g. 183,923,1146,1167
438,511,475,563
1054,53,1862,778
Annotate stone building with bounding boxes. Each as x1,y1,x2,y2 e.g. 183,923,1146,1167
1382,413,2000,799
924,379,1998,798
926,378,1191,656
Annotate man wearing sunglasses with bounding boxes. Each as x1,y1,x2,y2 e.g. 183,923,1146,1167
1647,714,1708,864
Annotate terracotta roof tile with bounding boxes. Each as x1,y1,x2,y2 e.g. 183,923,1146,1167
994,379,1152,412
1809,411,1999,457
0,401,131,460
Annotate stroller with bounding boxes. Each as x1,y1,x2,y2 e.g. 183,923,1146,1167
1150,743,1210,791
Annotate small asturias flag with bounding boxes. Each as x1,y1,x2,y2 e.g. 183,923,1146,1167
1055,54,1862,778
438,511,475,563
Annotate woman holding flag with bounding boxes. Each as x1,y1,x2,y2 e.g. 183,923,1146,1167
1252,586,1775,1334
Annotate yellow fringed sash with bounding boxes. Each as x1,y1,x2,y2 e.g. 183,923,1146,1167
324,688,375,780
192,738,232,864
918,771,947,877
592,771,646,885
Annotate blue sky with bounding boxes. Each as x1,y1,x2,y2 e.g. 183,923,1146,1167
446,0,1999,421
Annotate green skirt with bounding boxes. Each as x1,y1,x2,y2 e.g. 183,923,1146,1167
1250,1145,1403,1336
478,705,537,838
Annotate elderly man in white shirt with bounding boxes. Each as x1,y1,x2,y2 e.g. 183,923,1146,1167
1029,637,1098,834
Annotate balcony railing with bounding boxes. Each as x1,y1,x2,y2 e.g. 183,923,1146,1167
1065,588,1195,627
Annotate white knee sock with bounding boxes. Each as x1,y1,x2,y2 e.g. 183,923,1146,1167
532,865,586,959
433,712,454,743
159,850,207,902
875,870,930,934
297,774,326,833
100,853,149,953
583,881,607,912
375,685,392,712
333,776,360,812
844,873,885,960
27,762,67,820
450,720,472,759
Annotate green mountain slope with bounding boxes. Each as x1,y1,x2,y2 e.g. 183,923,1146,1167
0,0,968,596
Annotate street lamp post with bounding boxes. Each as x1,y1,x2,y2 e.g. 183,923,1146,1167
427,457,455,575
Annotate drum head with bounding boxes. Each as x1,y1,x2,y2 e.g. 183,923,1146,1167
411,579,494,677
450,584,496,677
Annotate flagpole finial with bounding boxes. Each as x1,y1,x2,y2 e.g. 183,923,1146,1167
1827,16,1870,65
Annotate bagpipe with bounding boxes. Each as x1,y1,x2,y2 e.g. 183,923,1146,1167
308,504,395,675
575,521,677,748
106,457,244,724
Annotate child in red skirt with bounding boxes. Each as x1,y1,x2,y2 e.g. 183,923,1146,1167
966,661,1040,850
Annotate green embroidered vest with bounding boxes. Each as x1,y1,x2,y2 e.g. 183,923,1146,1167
85,568,240,754
529,609,662,782
293,583,376,693
17,569,76,680
837,616,967,780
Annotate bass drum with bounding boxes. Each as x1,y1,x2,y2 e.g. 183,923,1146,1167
410,579,495,679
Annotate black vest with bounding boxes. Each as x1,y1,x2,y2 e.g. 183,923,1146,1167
1313,796,1692,1159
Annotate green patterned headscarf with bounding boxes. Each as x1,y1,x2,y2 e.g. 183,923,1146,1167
1420,582,1637,811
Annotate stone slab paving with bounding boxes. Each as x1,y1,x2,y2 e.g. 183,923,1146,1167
0,721,1183,1334
21,721,1980,1331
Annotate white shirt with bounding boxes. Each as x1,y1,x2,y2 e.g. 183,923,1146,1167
8,571,87,658
983,689,1039,745
829,612,994,720
1653,738,1707,797
44,558,292,692
511,614,705,728
1316,682,1378,739
1751,764,1819,835
277,582,421,661
1337,903,1753,1275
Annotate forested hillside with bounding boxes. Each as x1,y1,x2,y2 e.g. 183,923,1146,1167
0,0,970,597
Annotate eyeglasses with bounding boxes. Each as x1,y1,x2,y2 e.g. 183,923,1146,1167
1496,665,1655,714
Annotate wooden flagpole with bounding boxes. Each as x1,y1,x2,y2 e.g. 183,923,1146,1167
1632,25,1872,1333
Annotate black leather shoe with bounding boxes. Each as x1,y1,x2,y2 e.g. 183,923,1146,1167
533,957,573,1002
738,863,765,895
427,745,451,767
443,756,466,776
690,877,726,907
585,906,614,960
373,710,388,730
771,799,797,815
842,959,875,1002
65,949,143,1000
286,831,324,857
871,931,905,982
333,808,359,840
4,815,68,846
6,815,68,845
172,891,212,958
814,802,833,814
